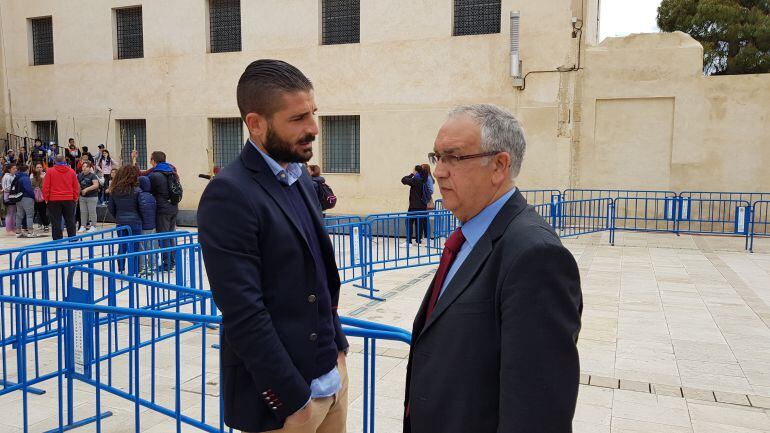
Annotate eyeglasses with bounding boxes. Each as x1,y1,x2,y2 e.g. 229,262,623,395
428,151,500,166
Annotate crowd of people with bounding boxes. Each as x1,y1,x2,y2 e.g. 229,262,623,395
2,138,114,238
1,140,181,261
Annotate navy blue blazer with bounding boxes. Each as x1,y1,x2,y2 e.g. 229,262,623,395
198,142,348,432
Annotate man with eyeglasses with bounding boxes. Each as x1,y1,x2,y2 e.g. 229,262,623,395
403,104,583,433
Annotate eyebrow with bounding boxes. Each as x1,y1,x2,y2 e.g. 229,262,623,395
291,108,318,120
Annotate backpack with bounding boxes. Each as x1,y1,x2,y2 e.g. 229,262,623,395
8,176,24,203
164,172,183,205
315,180,337,211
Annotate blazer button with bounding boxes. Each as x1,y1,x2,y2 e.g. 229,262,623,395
308,294,317,303
309,333,318,342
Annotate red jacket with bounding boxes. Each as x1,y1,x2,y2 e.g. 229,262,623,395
43,164,80,202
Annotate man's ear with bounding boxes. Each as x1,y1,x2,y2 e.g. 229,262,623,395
245,113,268,143
492,152,512,184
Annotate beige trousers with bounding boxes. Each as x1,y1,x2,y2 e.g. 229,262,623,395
247,359,349,433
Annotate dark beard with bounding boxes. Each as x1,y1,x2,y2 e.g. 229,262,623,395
263,126,315,164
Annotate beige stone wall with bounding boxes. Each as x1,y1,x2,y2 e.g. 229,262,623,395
0,0,586,214
579,31,770,193
2,2,767,216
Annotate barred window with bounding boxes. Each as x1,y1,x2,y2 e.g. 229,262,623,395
118,119,147,169
115,7,143,59
321,0,359,45
322,116,360,174
209,0,241,53
30,17,54,65
453,0,501,36
211,118,243,169
33,120,58,145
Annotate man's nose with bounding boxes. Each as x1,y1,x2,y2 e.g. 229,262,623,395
433,161,449,178
308,117,319,136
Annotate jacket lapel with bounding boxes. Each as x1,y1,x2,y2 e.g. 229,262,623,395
240,142,310,248
417,238,493,339
416,190,530,341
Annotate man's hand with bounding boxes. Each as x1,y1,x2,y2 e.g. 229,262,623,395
285,403,312,426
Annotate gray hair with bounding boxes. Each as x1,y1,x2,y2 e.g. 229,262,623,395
448,104,526,179
55,154,65,163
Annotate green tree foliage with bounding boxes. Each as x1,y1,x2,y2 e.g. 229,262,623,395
657,0,770,74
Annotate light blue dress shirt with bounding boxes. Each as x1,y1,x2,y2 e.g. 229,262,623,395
439,187,517,298
252,140,342,400
250,139,302,186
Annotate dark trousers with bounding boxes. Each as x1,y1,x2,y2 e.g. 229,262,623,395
48,200,77,240
117,225,143,272
34,201,49,227
406,208,428,243
99,174,111,203
156,212,177,267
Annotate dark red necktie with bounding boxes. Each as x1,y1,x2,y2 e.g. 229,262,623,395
426,228,466,320
407,228,466,418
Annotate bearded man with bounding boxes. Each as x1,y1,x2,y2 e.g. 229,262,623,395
198,59,349,433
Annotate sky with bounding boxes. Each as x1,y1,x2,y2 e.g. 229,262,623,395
600,0,663,41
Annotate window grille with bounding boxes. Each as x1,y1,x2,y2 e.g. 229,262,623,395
118,119,147,169
322,116,360,174
210,0,241,53
116,7,144,59
211,118,243,169
31,17,54,65
321,0,359,45
33,120,58,145
453,0,501,36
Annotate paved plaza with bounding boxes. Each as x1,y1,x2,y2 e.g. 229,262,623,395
1,230,770,432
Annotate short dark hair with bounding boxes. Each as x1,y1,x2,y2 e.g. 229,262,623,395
151,151,166,163
34,138,42,144
68,138,74,142
17,164,28,172
236,59,313,120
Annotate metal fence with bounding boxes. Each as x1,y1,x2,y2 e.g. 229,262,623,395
563,189,676,202
2,185,770,431
0,232,413,433
612,196,678,232
554,198,615,244
749,201,770,253
676,198,751,239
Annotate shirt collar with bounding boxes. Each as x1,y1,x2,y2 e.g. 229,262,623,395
250,139,302,186
460,187,517,249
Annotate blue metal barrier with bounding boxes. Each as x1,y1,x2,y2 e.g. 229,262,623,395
0,249,413,433
361,211,459,299
680,191,770,205
563,189,676,202
749,201,770,253
0,226,132,272
0,232,203,402
325,220,369,287
323,215,363,227
613,196,678,233
519,189,563,206
674,198,751,238
551,198,615,245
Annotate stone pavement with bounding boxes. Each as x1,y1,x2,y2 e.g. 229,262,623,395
335,231,770,433
0,230,769,432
